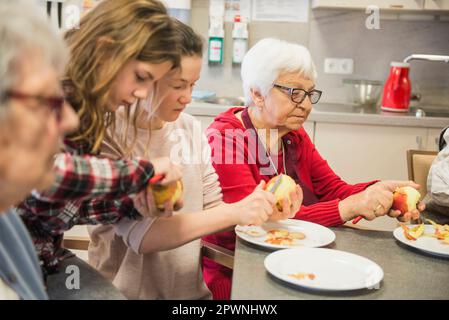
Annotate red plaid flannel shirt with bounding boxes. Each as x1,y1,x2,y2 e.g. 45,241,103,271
16,141,154,273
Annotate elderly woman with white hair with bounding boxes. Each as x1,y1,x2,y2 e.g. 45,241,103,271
202,38,424,300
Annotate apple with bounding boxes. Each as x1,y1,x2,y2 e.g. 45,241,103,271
265,174,297,211
391,186,421,215
149,180,183,210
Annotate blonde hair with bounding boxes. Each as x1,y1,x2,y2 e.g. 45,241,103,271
64,0,180,153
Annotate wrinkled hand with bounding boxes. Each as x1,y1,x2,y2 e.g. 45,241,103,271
231,181,276,226
340,180,424,222
378,180,424,222
269,184,303,221
150,157,182,185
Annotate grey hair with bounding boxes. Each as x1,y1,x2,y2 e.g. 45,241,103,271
241,38,318,106
0,0,68,113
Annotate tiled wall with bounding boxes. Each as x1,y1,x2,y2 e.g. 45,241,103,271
190,1,449,106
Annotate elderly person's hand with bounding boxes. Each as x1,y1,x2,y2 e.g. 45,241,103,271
377,180,424,222
339,180,424,223
269,184,303,221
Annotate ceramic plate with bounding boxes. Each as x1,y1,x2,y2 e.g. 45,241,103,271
264,247,384,291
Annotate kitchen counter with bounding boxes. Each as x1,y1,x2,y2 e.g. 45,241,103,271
186,102,449,129
231,226,449,300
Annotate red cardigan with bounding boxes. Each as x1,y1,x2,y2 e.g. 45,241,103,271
202,107,377,299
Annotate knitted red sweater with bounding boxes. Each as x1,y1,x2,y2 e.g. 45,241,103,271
202,107,377,299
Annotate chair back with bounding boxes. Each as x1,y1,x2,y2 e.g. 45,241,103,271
407,150,438,199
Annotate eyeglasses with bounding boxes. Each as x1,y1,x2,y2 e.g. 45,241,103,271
5,90,64,121
273,84,322,105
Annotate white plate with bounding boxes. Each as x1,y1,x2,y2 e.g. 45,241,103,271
393,225,449,258
264,247,384,291
235,219,335,250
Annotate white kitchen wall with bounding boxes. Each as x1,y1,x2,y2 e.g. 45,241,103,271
190,1,449,106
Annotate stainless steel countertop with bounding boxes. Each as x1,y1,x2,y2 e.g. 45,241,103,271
231,226,449,300
186,102,449,129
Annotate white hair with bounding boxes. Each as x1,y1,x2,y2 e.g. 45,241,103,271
241,38,317,106
0,0,67,113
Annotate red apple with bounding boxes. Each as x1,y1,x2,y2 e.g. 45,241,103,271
392,186,421,215
265,174,297,211
149,180,183,210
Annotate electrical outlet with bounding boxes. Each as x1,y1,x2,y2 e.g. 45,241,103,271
324,58,354,75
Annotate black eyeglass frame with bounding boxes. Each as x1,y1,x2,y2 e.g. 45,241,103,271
273,83,322,105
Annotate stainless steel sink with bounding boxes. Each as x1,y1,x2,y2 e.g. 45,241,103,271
201,96,246,106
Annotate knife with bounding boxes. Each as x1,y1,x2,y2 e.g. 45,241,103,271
149,173,165,185
352,215,363,224
268,175,283,194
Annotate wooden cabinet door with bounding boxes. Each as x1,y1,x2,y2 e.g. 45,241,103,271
314,122,427,183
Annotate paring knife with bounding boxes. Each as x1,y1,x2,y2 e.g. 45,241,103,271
268,175,283,194
149,174,165,185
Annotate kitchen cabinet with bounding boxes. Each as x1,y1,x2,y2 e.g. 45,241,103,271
424,0,449,11
314,122,432,183
312,0,425,11
302,121,315,143
426,128,444,151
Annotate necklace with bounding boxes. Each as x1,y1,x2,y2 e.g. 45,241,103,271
258,130,287,177
240,108,287,177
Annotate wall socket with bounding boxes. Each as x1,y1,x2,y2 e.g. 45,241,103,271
324,58,354,75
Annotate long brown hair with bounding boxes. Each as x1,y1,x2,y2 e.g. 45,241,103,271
119,19,204,158
64,0,180,153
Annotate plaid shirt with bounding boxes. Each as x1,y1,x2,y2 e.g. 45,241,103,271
16,141,154,274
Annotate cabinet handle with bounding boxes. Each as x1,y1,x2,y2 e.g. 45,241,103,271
435,137,439,148
416,136,423,149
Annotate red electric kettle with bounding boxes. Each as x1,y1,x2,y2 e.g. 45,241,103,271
381,62,411,112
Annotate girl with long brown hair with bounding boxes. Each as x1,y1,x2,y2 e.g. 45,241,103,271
17,0,184,274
